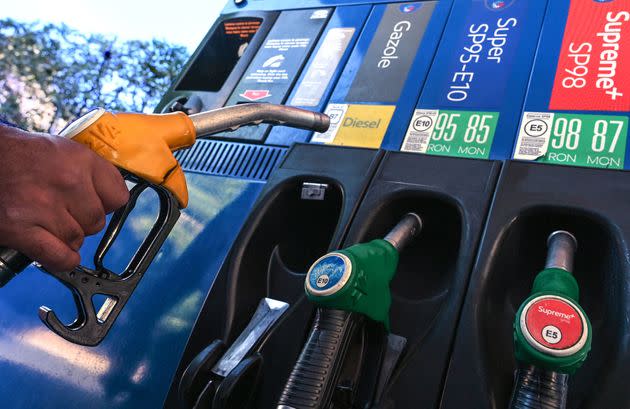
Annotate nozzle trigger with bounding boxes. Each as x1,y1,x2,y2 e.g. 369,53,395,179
38,177,180,346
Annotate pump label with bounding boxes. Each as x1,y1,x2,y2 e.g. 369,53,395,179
402,109,498,158
313,104,396,148
514,111,628,169
312,103,349,143
306,253,351,296
429,3,525,108
227,9,331,106
549,1,630,112
400,0,546,159
522,296,585,353
345,1,436,103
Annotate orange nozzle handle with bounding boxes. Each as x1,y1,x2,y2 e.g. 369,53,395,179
69,111,196,208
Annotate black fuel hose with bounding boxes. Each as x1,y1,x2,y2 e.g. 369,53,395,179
509,364,569,409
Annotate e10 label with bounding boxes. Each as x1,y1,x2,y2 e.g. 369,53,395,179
402,109,499,159
515,112,628,169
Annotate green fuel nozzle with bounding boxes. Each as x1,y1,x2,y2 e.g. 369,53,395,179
513,231,591,373
304,213,422,330
509,231,592,409
277,214,421,409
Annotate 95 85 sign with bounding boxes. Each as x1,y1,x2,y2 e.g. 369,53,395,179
514,112,629,169
402,109,499,159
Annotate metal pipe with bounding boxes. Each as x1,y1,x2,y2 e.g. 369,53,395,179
545,231,577,272
384,213,423,252
189,103,330,137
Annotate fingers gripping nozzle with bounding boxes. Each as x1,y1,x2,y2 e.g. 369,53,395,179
64,104,330,208
62,108,197,208
0,103,329,347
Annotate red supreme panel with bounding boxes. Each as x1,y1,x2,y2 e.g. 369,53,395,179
549,0,630,112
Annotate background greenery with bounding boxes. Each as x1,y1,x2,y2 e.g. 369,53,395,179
0,18,190,132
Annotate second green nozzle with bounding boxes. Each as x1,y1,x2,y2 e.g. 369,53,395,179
304,213,422,330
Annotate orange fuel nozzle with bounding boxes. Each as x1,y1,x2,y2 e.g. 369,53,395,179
63,109,196,207
61,104,330,208
0,104,328,344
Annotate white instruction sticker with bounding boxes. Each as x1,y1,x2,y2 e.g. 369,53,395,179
311,103,348,143
310,9,330,19
401,109,439,153
514,112,555,161
291,28,355,107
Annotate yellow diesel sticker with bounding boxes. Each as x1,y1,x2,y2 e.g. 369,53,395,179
330,105,396,148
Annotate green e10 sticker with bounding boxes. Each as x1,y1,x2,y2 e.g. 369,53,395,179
402,109,499,159
515,112,629,170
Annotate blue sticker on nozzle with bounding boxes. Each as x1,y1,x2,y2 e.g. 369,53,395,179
307,253,350,295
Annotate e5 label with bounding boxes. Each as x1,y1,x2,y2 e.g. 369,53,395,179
514,112,628,169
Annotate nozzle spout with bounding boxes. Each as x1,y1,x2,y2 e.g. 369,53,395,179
384,213,423,252
189,103,330,137
545,230,578,272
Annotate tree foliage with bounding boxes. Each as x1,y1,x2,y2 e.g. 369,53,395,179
0,19,189,132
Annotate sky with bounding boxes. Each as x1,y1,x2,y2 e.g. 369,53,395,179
3,0,226,52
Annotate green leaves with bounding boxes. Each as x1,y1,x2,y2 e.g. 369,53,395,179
0,19,189,132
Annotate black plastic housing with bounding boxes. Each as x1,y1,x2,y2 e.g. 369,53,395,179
155,11,278,114
164,144,383,408
441,161,630,409
339,152,501,408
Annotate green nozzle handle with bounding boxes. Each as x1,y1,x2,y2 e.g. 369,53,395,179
510,231,592,409
304,213,422,329
278,214,422,409
513,231,591,374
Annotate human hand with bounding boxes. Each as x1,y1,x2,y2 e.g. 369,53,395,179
0,125,129,272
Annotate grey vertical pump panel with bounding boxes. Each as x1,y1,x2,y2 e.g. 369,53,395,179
346,2,436,103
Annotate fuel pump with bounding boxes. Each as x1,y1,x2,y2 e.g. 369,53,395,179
510,231,592,409
278,213,422,409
